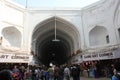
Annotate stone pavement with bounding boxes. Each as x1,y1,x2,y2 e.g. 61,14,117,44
71,77,111,80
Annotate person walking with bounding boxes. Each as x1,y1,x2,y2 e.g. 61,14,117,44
71,65,80,80
54,65,60,80
64,65,70,80
48,66,54,80
112,60,120,80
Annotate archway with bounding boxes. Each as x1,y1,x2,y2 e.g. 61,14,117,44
32,16,80,66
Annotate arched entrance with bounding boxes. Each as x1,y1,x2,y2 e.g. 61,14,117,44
31,16,80,66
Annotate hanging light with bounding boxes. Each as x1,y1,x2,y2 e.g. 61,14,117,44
52,16,60,42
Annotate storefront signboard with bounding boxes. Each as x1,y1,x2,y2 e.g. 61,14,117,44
83,52,114,61
0,53,33,63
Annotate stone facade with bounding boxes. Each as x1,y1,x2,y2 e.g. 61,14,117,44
0,0,120,64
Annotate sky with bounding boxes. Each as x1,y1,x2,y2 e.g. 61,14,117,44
12,0,100,8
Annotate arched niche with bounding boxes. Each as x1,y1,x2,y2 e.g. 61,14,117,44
114,1,120,42
2,26,22,48
89,26,108,46
116,11,120,42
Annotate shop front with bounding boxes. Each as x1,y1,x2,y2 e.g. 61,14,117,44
0,53,33,70
81,48,120,78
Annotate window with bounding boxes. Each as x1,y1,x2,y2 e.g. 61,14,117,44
106,35,109,43
118,28,120,39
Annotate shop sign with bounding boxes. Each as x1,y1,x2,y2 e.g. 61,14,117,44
83,52,114,61
0,53,33,63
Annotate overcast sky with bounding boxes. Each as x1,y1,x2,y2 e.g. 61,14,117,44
12,0,100,8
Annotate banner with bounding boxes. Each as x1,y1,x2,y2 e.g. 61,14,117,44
0,53,33,63
83,52,114,61
71,48,120,64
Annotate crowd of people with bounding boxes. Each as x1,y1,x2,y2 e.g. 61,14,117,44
0,59,120,80
80,59,120,80
0,64,80,80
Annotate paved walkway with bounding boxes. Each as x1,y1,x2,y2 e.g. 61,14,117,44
71,77,111,80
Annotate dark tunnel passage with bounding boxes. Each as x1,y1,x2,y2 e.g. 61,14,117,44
39,40,69,66
36,35,71,66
